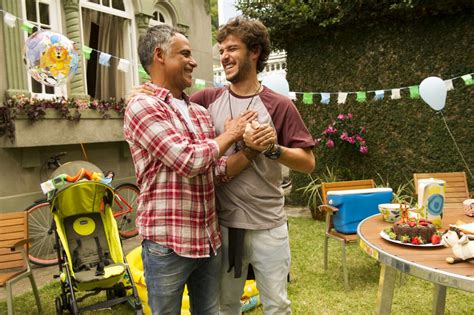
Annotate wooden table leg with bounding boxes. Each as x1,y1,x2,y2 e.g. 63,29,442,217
375,264,397,315
432,284,447,315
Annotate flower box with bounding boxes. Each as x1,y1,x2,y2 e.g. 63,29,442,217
0,109,125,148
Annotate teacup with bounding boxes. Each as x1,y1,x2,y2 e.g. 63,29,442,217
378,203,402,222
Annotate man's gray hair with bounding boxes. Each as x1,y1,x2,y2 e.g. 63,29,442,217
138,24,180,74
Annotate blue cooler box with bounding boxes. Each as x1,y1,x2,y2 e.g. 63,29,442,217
328,188,393,234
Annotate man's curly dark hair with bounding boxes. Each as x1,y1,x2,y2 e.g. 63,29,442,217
217,16,271,73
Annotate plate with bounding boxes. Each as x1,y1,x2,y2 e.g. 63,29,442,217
379,231,444,247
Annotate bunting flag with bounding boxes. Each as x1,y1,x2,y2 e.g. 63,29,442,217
194,78,206,90
409,85,420,99
461,74,474,86
98,52,111,66
337,92,348,104
21,21,34,33
374,90,384,101
117,58,130,72
288,92,297,100
138,65,149,79
356,91,366,103
82,46,93,60
303,92,313,105
320,93,330,104
445,79,454,91
391,89,401,100
4,12,16,28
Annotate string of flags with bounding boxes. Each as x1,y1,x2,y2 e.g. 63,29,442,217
2,8,473,104
294,73,473,105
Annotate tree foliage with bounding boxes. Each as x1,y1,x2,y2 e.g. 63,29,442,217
238,0,474,50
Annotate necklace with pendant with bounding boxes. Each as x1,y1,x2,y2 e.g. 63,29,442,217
227,83,262,152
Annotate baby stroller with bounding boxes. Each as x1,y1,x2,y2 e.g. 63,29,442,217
46,165,142,314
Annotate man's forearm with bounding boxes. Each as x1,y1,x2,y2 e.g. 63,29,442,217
225,148,260,176
276,147,315,174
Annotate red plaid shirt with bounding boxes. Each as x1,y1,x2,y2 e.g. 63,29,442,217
124,83,225,258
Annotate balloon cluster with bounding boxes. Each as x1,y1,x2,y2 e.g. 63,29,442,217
24,30,79,87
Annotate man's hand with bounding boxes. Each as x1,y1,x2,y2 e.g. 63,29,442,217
243,122,277,152
224,110,258,141
127,84,154,102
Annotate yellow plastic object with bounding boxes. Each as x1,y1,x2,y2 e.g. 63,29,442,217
72,216,96,236
126,246,260,314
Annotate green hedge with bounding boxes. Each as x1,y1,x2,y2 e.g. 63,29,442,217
284,13,474,206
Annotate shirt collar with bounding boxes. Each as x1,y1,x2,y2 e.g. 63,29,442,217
145,82,190,105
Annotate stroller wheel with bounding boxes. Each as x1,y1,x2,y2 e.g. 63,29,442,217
55,297,63,315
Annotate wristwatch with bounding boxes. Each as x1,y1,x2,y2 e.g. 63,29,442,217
264,144,282,160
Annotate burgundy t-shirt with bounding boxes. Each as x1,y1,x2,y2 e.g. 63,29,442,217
191,86,315,229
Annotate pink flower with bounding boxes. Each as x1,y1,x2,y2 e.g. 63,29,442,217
361,127,367,133
359,145,368,154
356,135,364,142
347,137,355,144
337,114,345,120
340,132,348,140
347,113,353,119
326,139,335,148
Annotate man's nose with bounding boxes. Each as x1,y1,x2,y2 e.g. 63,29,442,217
190,57,197,68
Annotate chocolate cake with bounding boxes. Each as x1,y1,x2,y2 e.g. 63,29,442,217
392,219,437,243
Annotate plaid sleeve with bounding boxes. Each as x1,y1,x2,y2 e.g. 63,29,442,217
214,156,228,177
126,97,219,178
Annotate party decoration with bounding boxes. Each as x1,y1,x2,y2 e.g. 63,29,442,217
391,88,401,99
419,76,447,111
261,74,290,97
337,92,348,104
374,90,384,101
194,78,205,90
320,93,330,104
24,30,79,87
356,91,366,103
117,58,130,72
21,21,34,33
4,12,16,28
409,85,420,99
82,46,92,60
461,74,474,86
303,92,313,105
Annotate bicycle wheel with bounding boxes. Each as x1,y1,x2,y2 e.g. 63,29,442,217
113,183,139,239
26,201,58,266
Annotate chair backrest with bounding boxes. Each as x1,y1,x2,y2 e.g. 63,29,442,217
321,179,375,204
0,212,28,270
413,172,468,210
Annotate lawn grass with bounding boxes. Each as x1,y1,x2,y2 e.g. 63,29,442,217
1,217,472,314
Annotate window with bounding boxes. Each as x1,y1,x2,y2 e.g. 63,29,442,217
149,4,174,27
23,0,63,98
80,0,136,100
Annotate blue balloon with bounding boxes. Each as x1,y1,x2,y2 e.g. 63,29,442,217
261,74,290,97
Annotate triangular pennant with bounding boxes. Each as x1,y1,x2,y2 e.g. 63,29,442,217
4,12,16,28
302,92,313,105
194,78,206,90
117,58,130,72
98,52,112,66
356,91,366,103
391,89,401,100
320,93,330,105
444,79,454,91
138,64,149,79
82,46,93,60
21,21,34,34
374,90,384,101
337,92,348,104
461,74,474,86
409,85,420,99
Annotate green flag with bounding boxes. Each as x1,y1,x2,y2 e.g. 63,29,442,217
461,74,474,86
194,78,206,90
21,22,34,34
82,46,93,60
409,85,420,99
356,91,366,103
138,65,149,80
302,92,313,105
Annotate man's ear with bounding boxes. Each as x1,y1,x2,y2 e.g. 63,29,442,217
154,47,165,63
250,46,261,62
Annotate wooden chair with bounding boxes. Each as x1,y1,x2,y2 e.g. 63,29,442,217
413,172,469,212
0,212,42,315
318,179,375,290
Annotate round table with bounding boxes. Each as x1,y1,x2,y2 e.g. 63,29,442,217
357,211,474,315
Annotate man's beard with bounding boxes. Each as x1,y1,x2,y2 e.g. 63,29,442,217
227,54,252,84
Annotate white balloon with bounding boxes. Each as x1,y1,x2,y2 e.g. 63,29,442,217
261,74,290,97
419,76,447,111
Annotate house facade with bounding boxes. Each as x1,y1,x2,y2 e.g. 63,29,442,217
0,0,213,211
